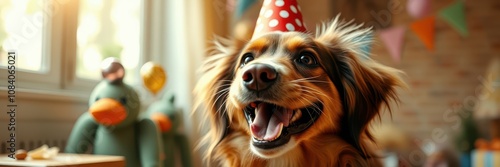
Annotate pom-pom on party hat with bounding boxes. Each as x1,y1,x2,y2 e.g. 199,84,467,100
252,0,307,39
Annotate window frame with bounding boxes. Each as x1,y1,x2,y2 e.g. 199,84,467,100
0,0,63,90
0,0,151,97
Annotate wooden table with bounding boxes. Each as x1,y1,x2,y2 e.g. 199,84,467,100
0,153,125,167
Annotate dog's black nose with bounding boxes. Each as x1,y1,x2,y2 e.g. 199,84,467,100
242,64,278,91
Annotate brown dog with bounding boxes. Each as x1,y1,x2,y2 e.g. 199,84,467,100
194,16,405,167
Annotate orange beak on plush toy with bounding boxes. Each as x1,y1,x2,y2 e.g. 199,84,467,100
150,112,172,133
89,98,127,126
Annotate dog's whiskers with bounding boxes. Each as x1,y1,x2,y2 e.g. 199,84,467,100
292,80,331,84
290,76,330,84
297,85,334,103
212,87,230,115
212,83,232,91
215,96,228,116
293,89,325,120
298,93,325,114
285,83,329,114
291,75,321,81
294,95,314,121
295,85,327,112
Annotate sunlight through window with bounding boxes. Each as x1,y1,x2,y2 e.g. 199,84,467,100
0,0,44,72
77,0,141,84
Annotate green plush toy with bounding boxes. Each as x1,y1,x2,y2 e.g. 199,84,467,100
65,58,162,167
145,92,192,167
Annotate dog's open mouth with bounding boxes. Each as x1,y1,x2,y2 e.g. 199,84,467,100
243,101,323,149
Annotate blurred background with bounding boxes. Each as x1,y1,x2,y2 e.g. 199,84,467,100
0,0,499,166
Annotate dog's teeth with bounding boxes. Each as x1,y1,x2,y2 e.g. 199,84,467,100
290,109,302,123
272,123,283,141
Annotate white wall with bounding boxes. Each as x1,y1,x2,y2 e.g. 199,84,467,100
158,0,206,166
0,89,88,152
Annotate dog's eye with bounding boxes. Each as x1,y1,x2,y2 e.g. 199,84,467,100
241,53,254,66
296,52,317,66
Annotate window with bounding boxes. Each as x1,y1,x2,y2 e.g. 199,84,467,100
0,0,45,72
0,0,145,94
76,0,141,85
0,1,204,165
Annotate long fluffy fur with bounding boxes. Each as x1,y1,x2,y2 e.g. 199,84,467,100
194,16,405,166
315,16,405,156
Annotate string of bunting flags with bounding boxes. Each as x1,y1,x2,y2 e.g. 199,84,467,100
366,0,468,63
228,0,468,64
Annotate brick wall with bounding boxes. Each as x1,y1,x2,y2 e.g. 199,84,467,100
372,0,500,141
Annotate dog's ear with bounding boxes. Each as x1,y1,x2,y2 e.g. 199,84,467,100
315,16,405,156
194,37,242,161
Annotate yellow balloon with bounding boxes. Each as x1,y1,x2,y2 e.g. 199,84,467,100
140,62,167,95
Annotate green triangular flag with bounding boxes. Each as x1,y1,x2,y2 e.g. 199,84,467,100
235,0,257,19
439,1,468,37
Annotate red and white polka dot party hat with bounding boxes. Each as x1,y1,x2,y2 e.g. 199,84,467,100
252,0,307,39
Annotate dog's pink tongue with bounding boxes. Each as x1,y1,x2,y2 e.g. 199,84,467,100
250,103,293,141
